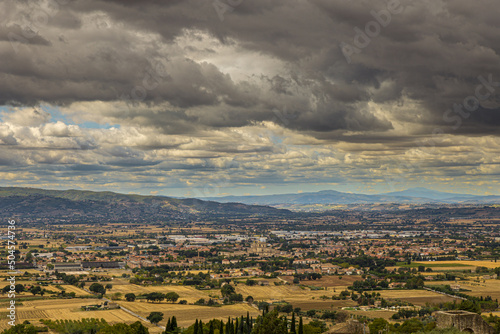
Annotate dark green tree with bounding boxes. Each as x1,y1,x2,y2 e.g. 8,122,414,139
209,321,214,334
221,284,236,297
147,312,164,325
298,317,303,334
1,323,37,334
89,283,106,294
369,318,388,334
125,293,137,301
165,292,180,303
198,320,204,334
290,312,296,334
194,319,199,334
252,310,287,334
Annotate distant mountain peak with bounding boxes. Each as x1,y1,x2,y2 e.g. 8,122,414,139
203,187,500,208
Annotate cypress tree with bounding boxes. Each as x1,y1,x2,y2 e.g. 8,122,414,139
199,320,204,334
291,312,296,334
298,317,303,334
209,321,214,334
246,314,251,334
171,316,177,330
194,319,199,334
166,318,171,331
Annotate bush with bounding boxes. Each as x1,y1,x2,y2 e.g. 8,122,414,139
125,293,136,302
89,283,106,295
147,312,164,325
165,292,179,303
245,279,257,286
195,298,206,305
228,293,243,302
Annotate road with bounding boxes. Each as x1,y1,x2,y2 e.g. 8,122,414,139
82,287,166,330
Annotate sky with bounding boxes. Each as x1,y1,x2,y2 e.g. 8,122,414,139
0,0,499,197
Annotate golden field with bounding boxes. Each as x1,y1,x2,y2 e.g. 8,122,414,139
109,281,215,303
412,260,500,269
0,298,161,333
235,284,337,302
378,289,457,306
117,300,260,328
425,279,500,301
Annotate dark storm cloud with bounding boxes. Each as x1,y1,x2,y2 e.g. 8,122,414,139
1,0,499,137
0,24,52,46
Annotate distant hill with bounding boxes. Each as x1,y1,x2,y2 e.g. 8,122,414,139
0,187,289,223
203,188,500,208
384,187,475,201
204,190,428,205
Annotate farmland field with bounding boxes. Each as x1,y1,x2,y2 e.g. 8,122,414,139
403,260,500,269
426,280,500,301
61,284,92,296
0,298,161,333
109,282,214,303
288,299,357,311
235,284,338,302
280,275,358,288
378,289,458,306
117,300,260,328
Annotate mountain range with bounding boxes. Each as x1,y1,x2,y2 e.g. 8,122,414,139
2,186,498,223
0,187,288,223
203,187,500,207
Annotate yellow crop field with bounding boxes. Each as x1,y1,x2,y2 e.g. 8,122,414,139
0,298,161,333
109,284,213,303
428,279,500,300
290,299,357,311
235,284,335,302
117,300,260,328
61,284,92,296
343,309,396,321
413,260,500,269
378,289,457,306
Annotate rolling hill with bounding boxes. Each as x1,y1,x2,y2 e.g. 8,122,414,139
203,188,500,208
0,187,289,223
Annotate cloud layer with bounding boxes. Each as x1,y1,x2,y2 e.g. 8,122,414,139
0,0,499,196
